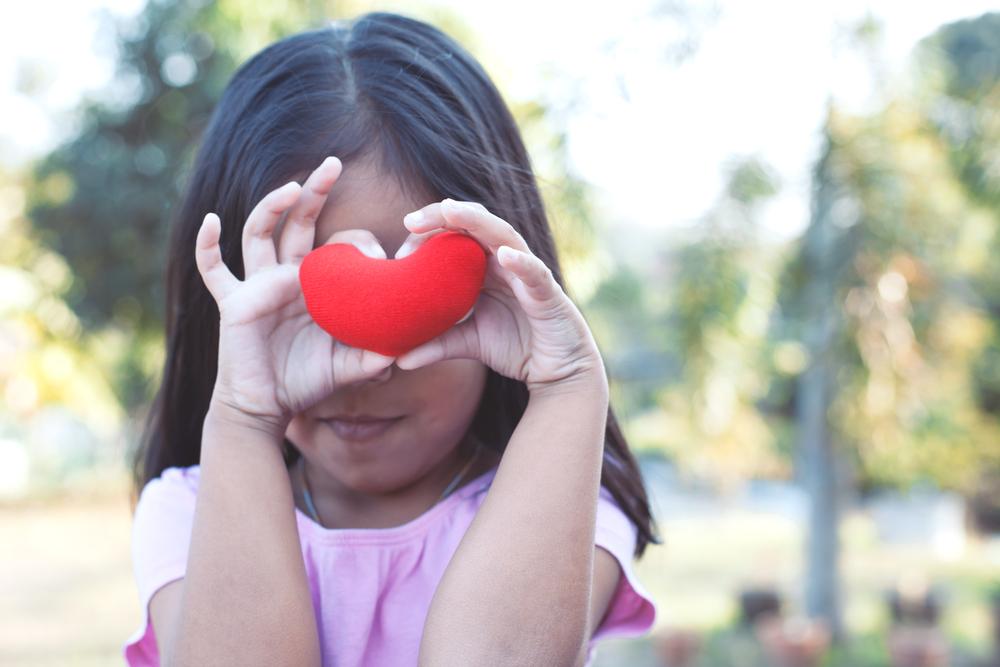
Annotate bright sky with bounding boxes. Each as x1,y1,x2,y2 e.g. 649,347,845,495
462,0,997,244
1,0,996,245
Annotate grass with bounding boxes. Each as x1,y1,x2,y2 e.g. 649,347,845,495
0,471,139,666
591,498,999,666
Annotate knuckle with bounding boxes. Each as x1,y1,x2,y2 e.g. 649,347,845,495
263,189,285,206
291,203,319,223
305,175,326,193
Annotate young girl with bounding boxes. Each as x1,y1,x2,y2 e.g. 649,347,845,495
124,11,660,666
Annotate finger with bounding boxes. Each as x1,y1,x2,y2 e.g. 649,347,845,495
243,181,301,277
360,350,396,373
496,245,562,304
195,212,239,303
395,318,480,371
276,156,343,265
393,227,449,260
321,229,387,259
402,199,531,255
333,346,396,386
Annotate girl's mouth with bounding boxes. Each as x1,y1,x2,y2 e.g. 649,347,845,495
320,416,404,442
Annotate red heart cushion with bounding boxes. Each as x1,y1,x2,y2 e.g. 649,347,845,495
299,231,487,357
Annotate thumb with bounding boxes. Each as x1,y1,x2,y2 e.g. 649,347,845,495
395,318,479,370
360,350,396,373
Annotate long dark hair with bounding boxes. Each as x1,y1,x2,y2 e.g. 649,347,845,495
131,11,662,558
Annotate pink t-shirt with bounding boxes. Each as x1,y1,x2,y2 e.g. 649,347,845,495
124,464,656,666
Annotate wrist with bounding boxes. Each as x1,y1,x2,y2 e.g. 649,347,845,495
527,364,609,403
207,391,291,440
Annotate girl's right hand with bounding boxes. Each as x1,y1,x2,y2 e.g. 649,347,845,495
194,156,396,430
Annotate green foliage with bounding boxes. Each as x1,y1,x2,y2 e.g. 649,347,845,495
20,0,600,414
777,100,1000,491
595,155,791,482
724,156,780,207
927,12,1000,101
28,1,239,333
15,0,1000,495
918,13,1000,210
25,1,240,409
584,13,1000,493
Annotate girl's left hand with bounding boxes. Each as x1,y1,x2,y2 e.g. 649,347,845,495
393,198,606,395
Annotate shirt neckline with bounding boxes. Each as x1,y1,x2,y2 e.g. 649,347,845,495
293,466,498,545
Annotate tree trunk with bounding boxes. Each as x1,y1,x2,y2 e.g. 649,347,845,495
796,123,845,640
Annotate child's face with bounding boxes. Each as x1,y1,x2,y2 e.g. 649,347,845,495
281,156,489,496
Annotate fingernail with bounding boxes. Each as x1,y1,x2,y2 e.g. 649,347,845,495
497,245,515,262
367,242,386,259
404,210,424,226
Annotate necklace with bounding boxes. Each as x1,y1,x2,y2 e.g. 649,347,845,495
298,442,484,529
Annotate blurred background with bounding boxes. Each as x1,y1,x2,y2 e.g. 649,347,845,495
1,0,999,665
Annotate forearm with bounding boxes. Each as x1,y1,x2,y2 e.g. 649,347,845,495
170,400,320,667
419,372,610,666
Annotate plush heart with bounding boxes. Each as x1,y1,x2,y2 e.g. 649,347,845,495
299,231,487,357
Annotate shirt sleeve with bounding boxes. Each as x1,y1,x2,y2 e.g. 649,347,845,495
123,466,199,666
589,485,657,644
